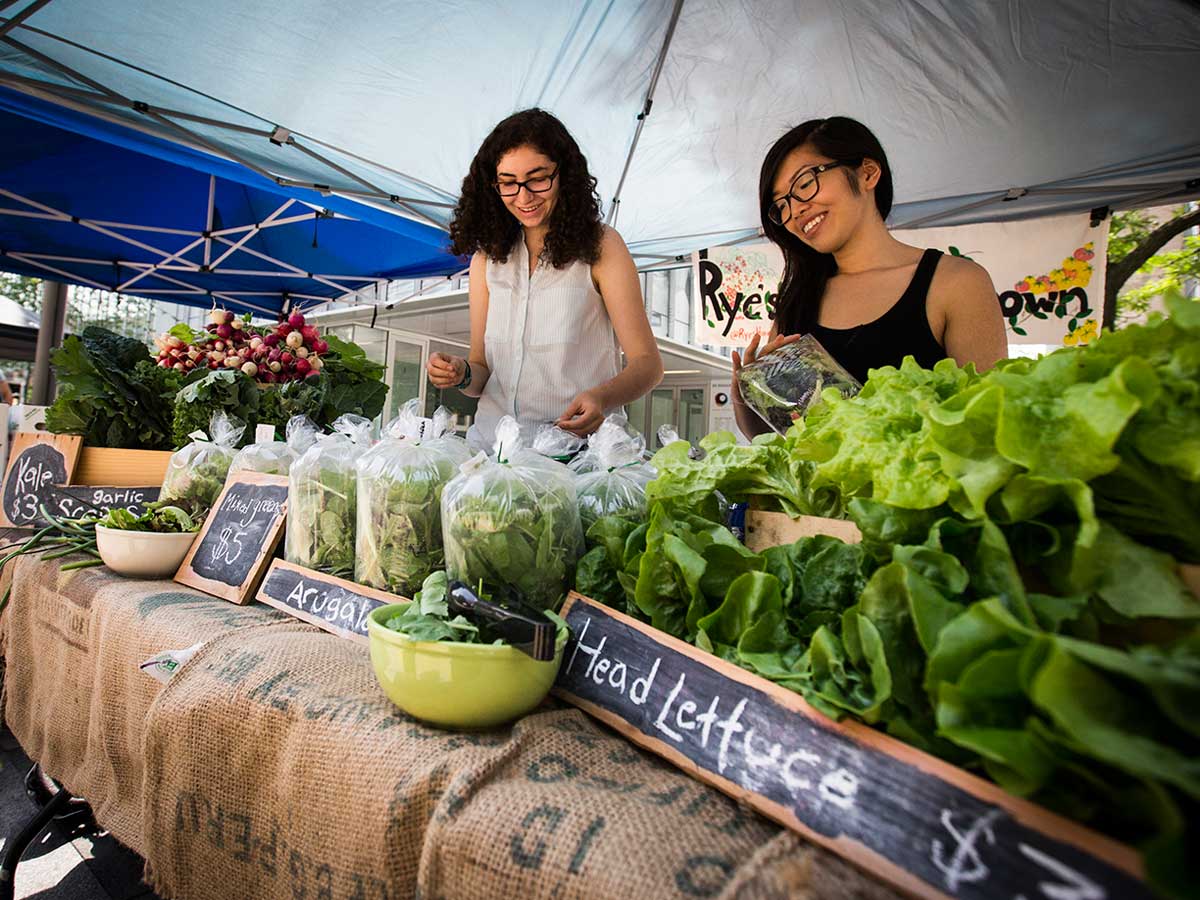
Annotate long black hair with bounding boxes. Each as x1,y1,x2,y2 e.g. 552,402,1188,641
449,108,604,268
759,117,894,336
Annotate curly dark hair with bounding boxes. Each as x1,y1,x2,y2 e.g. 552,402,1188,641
449,108,604,268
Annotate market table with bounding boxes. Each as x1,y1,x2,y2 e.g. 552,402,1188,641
0,554,898,900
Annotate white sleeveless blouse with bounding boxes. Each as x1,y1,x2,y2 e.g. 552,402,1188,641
470,238,621,450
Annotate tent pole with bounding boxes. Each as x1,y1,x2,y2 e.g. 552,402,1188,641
606,0,684,227
28,279,66,406
204,175,215,267
0,0,53,39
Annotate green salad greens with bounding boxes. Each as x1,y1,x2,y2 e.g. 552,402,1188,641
45,327,181,450
441,418,583,611
100,503,201,533
383,571,570,645
572,415,654,532
159,412,244,514
585,293,1200,898
172,369,259,450
355,404,471,596
285,415,371,578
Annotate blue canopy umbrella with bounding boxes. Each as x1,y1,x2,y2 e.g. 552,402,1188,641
0,85,463,317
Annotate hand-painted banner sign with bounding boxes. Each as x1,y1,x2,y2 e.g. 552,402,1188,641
554,594,1147,900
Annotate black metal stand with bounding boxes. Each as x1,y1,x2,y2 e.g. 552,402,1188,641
0,764,93,900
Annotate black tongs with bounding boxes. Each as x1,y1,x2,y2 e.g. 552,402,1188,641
447,581,557,661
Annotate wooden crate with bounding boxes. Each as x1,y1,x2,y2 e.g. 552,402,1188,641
74,447,173,487
744,509,861,551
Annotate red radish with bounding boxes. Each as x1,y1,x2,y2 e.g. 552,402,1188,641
158,358,171,368
216,324,232,339
263,333,280,347
288,311,305,328
268,348,282,362
300,325,319,344
280,351,293,365
294,358,312,375
223,311,234,325
261,372,276,384
312,339,328,354
277,323,292,336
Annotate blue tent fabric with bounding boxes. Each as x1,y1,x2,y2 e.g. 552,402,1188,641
0,85,463,315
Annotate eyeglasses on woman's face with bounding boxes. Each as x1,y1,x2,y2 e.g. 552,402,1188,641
767,159,860,226
494,168,559,197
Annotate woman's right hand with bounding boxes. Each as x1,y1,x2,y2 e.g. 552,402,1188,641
427,352,466,389
730,332,802,402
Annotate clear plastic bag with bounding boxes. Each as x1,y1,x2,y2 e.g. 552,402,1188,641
229,441,293,477
531,423,586,464
575,415,655,530
355,401,471,596
160,411,244,512
285,414,372,577
441,416,584,610
735,334,861,434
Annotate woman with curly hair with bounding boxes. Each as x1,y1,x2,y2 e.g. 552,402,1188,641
427,108,663,448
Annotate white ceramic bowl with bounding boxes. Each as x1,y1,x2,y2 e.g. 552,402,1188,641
95,525,198,579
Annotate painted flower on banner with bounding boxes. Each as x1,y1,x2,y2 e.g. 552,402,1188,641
718,250,777,300
1063,317,1099,346
1014,243,1095,293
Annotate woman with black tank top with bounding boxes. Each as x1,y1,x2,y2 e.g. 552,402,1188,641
732,117,1007,439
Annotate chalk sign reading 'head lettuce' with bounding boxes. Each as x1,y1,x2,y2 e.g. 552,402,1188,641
175,473,288,604
0,433,83,527
553,595,1149,900
256,559,397,644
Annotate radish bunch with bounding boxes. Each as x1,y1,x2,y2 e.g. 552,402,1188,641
153,309,330,384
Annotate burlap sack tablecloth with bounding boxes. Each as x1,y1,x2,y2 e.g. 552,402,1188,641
1,555,898,900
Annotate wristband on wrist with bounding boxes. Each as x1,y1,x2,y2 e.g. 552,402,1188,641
456,360,472,389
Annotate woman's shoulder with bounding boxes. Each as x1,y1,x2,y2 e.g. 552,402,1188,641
592,225,635,270
930,251,1000,317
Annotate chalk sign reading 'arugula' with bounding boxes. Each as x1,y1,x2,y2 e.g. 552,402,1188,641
553,595,1149,900
175,473,288,604
255,559,398,644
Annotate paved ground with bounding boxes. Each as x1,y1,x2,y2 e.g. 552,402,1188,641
0,725,162,900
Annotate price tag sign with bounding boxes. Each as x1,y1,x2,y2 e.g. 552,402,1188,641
174,473,288,604
256,559,401,644
0,433,83,528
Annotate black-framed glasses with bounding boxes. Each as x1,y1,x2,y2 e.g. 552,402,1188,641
767,159,861,226
494,168,559,197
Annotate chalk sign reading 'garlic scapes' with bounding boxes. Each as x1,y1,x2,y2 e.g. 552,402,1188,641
175,473,288,604
553,595,1149,900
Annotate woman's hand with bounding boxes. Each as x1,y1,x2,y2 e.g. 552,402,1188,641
730,332,802,402
556,390,605,437
427,352,466,389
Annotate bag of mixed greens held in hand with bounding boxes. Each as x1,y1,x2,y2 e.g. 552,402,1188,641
442,416,584,611
355,401,471,596
285,414,371,577
736,334,861,434
159,411,244,514
574,414,654,530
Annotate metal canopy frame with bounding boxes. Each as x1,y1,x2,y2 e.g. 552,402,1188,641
0,183,390,315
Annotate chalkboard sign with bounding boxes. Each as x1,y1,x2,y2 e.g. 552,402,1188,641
174,473,288,604
554,595,1148,900
44,485,160,521
256,559,401,644
0,433,83,527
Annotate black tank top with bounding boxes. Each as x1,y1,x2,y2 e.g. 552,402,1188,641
810,248,947,385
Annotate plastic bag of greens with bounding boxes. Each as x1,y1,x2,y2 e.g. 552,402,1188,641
160,411,244,513
574,415,654,530
229,439,293,477
442,416,584,611
531,424,586,465
285,414,372,577
355,401,471,595
736,334,861,434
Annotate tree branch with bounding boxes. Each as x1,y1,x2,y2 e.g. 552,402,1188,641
1104,206,1200,329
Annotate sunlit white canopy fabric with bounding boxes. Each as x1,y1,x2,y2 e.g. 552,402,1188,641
1,0,1198,268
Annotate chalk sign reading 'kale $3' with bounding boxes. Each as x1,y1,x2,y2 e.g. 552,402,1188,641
553,595,1150,900
175,473,288,604
0,433,83,527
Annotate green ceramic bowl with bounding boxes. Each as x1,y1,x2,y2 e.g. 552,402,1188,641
367,603,567,729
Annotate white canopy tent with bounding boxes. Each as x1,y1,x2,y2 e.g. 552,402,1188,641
1,0,1197,271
